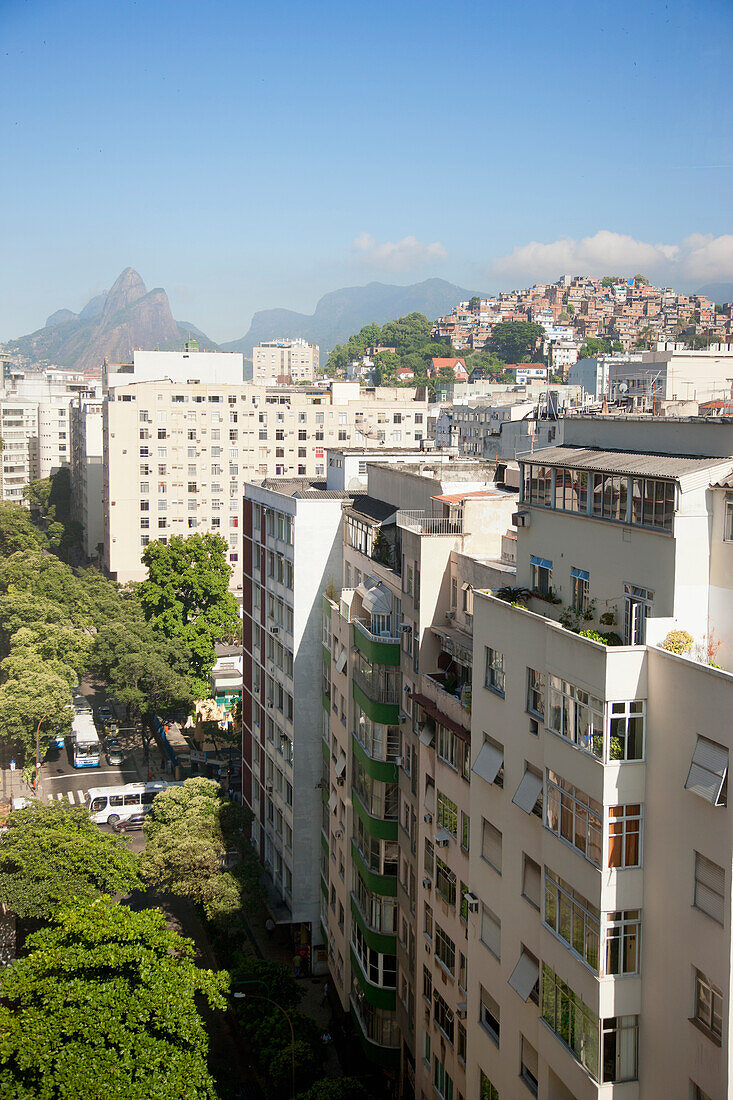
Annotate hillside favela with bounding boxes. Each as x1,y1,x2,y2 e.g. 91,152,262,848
1,3,732,1100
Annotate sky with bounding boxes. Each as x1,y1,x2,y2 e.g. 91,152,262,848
1,0,732,342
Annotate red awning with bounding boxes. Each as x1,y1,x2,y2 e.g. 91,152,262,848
409,692,470,744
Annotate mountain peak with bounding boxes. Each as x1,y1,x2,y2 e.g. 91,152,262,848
102,268,148,321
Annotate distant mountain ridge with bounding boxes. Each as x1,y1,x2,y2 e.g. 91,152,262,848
8,268,219,371
222,278,479,362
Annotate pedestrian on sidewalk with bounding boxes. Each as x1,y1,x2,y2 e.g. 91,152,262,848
321,981,329,1007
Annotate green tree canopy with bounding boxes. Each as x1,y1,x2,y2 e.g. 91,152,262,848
0,655,72,760
138,533,239,692
296,1080,370,1100
0,898,227,1100
579,337,614,359
487,320,545,363
601,275,622,287
0,801,141,919
0,503,47,557
91,618,195,717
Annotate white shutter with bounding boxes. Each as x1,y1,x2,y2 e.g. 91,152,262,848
695,852,725,924
481,820,502,872
685,736,728,805
508,951,539,1002
473,740,503,784
480,906,500,958
513,768,543,814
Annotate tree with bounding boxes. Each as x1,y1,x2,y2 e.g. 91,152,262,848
601,276,622,287
0,801,140,919
139,534,240,692
91,619,195,717
296,1080,370,1100
0,898,227,1099
468,296,482,312
0,657,72,760
633,273,650,285
0,503,47,557
487,321,545,363
579,337,612,359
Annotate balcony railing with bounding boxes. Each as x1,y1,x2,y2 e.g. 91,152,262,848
353,618,401,645
426,671,472,712
396,510,463,536
353,663,401,706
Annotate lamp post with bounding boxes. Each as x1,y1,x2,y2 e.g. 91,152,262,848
232,980,295,1100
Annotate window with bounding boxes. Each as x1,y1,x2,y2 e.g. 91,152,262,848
437,725,458,770
481,819,502,873
479,986,500,1045
423,901,433,940
480,1073,498,1100
691,1083,713,1100
522,854,541,910
520,1036,539,1095
725,495,733,541
526,668,544,718
530,555,553,595
602,1016,638,1082
623,583,653,644
570,568,590,614
685,736,728,806
545,769,602,866
437,791,457,836
434,925,455,975
433,990,454,1043
484,647,505,695
544,868,600,971
541,963,599,1080
609,701,645,762
694,852,725,925
432,1056,453,1100
607,804,642,868
480,905,500,959
693,969,723,1043
460,811,470,852
422,964,432,1003
472,737,504,787
605,910,641,975
547,675,603,759
435,856,456,908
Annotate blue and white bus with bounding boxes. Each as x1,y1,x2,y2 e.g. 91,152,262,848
72,712,101,768
87,781,182,825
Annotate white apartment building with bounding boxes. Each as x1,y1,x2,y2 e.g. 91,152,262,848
102,371,429,584
0,400,39,502
464,415,733,1100
240,478,351,969
252,339,319,385
70,397,104,558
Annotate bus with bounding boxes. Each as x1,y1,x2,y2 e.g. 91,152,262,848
87,781,182,825
72,711,102,768
56,689,93,751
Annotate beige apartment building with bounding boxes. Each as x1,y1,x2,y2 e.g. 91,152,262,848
465,416,733,1100
102,373,429,585
0,399,39,502
252,339,319,385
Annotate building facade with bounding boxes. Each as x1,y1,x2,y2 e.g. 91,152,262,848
69,396,104,559
252,339,319,385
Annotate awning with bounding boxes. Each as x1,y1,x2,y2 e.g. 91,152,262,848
430,625,473,667
570,567,590,582
530,555,553,570
508,950,539,1002
335,752,346,777
362,583,392,616
472,740,503,784
328,791,337,812
512,769,543,814
685,736,728,805
419,726,435,747
409,692,470,743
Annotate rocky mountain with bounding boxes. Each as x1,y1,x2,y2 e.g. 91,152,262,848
697,283,733,306
9,268,216,371
222,277,478,361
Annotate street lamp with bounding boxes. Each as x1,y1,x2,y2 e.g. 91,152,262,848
232,980,295,1100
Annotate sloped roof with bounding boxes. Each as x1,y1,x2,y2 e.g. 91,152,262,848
521,445,731,481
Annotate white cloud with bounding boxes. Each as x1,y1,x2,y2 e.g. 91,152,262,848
352,233,448,272
491,230,733,286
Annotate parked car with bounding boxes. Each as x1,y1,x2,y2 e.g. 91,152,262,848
98,706,114,725
112,813,145,832
105,738,124,766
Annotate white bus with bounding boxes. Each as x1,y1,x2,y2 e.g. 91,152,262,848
87,781,182,825
72,711,102,768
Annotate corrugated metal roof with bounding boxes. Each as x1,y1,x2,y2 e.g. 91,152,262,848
521,445,731,480
713,473,733,488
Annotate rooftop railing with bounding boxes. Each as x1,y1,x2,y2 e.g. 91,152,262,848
396,510,463,536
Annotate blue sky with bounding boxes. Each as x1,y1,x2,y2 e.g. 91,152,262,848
2,0,732,341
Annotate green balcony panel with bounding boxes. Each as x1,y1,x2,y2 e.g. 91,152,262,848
350,897,397,955
322,691,331,713
320,872,328,899
351,789,398,842
352,625,400,667
351,841,397,898
321,738,329,763
350,947,397,1011
351,734,398,784
322,644,331,666
352,681,400,727
320,831,329,855
350,1005,401,1067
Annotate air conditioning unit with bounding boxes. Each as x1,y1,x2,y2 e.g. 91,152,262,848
271,626,279,635
456,1003,467,1020
424,943,431,954
334,828,344,839
465,892,479,912
422,877,432,890
435,835,449,848
394,756,404,767
336,776,345,787
265,781,273,791
512,510,531,528
253,684,260,694
424,812,433,824
400,623,412,633
445,611,455,622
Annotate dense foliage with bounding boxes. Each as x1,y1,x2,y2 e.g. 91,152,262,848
578,336,625,358
139,534,240,695
0,898,227,1099
486,320,545,362
0,801,140,919
325,312,460,386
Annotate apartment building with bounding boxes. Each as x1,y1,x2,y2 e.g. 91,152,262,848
102,362,429,584
69,396,104,558
241,478,353,973
252,339,319,385
0,400,39,502
464,415,733,1100
319,459,516,1092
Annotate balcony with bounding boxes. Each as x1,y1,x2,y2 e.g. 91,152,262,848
353,618,401,646
420,672,472,731
396,510,463,536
